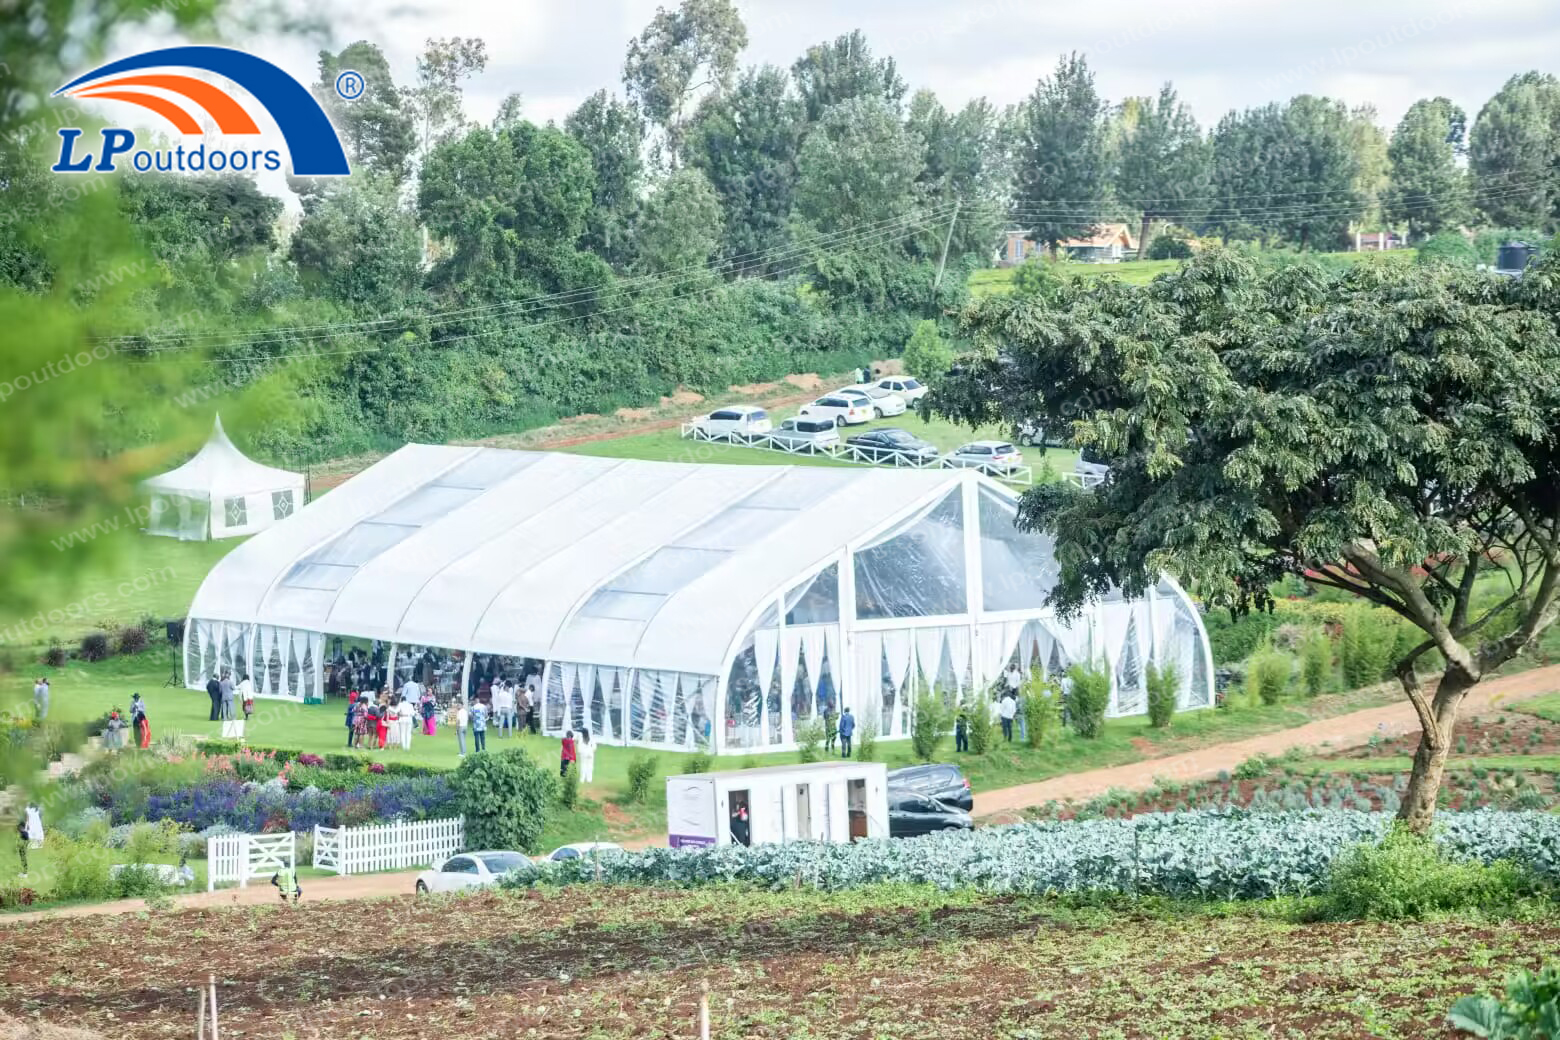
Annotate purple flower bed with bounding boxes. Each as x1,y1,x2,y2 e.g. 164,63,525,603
128,775,457,833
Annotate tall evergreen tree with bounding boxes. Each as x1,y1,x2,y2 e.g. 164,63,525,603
565,90,645,270
1113,84,1210,256
1014,53,1109,252
623,0,748,166
1469,72,1560,229
791,30,907,124
1384,97,1471,239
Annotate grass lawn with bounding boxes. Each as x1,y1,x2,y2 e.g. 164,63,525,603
1299,754,1560,775
2,884,1552,1038
1515,692,1560,723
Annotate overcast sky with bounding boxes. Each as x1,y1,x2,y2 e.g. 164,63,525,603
237,0,1559,131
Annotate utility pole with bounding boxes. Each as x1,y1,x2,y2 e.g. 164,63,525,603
932,199,961,295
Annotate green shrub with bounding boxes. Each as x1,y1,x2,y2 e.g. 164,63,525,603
52,837,114,901
113,863,170,899
1233,753,1273,780
901,319,953,380
116,624,150,656
557,761,579,809
1204,609,1280,665
1416,230,1479,268
1022,672,1061,748
855,713,878,762
1145,229,1194,260
910,690,951,762
79,631,111,662
965,695,995,754
1300,630,1333,696
1448,964,1560,1040
1317,826,1536,921
1249,649,1293,705
194,738,242,757
452,748,551,854
43,643,66,667
1340,609,1396,689
684,751,714,775
625,754,658,804
796,717,826,764
1065,662,1110,740
1145,661,1181,729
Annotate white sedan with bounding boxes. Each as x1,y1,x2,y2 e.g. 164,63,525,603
414,850,532,893
798,394,874,427
539,841,623,863
946,441,1025,474
848,385,908,417
874,376,928,403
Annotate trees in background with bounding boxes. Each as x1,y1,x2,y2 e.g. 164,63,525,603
1112,84,1210,257
635,168,725,273
1385,98,1470,239
791,29,906,124
311,41,416,185
623,0,747,167
1013,52,1109,252
565,90,645,271
1469,72,1560,229
401,37,488,162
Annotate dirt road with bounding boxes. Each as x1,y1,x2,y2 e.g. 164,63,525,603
972,662,1560,819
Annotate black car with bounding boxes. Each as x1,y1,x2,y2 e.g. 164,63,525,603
887,792,973,838
845,428,940,463
886,763,973,811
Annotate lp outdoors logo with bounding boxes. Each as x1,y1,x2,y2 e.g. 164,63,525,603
51,45,351,177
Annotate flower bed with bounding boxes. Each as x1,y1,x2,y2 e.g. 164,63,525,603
117,774,458,833
512,809,1560,901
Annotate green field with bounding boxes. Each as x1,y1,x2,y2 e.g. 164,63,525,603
969,248,1418,297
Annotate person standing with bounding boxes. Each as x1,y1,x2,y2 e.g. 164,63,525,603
15,812,29,878
385,698,401,751
470,699,489,753
837,706,855,758
206,673,222,721
130,692,151,749
823,707,838,755
524,672,541,734
398,689,415,750
32,677,49,721
419,689,437,737
454,699,470,757
514,683,531,739
237,673,255,724
23,802,44,849
494,680,512,738
998,690,1017,742
954,711,969,753
577,729,596,784
219,672,235,722
344,696,358,749
559,729,577,778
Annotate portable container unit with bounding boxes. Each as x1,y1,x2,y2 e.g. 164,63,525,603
665,760,889,848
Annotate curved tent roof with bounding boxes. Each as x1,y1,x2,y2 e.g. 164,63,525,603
143,415,301,499
188,446,995,675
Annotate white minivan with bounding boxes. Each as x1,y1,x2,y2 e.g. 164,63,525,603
694,405,772,438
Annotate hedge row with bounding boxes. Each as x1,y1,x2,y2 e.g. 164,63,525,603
191,740,447,777
511,810,1560,901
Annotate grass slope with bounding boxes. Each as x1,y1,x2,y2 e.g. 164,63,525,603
0,885,1552,1039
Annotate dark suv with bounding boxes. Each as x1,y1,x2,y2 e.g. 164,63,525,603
886,763,973,811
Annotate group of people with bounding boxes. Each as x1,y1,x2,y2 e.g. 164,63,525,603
558,728,596,781
345,684,435,750
203,671,255,723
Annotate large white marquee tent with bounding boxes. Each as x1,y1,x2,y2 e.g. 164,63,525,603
183,446,1214,754
142,416,304,541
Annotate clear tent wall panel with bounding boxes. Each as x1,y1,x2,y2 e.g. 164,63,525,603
977,486,1060,612
854,489,968,620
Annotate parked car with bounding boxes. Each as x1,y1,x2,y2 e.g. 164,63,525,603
1015,420,1052,448
887,763,973,811
887,792,973,838
415,850,533,893
874,376,928,403
768,416,842,450
694,406,772,438
539,841,624,863
849,385,908,418
1074,445,1110,487
946,440,1025,474
798,395,874,427
846,427,940,463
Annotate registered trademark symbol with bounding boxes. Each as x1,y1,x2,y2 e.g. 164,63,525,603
335,70,365,101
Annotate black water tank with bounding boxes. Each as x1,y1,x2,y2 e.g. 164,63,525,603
1497,241,1534,274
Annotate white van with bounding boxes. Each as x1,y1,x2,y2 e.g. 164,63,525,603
694,406,772,438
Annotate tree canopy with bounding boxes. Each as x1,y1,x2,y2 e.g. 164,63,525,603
927,248,1560,831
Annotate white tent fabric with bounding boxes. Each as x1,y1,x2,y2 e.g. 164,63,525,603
185,445,1218,749
143,416,303,541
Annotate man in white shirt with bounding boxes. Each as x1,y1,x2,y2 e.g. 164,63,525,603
399,676,421,704
998,691,1018,743
494,680,513,738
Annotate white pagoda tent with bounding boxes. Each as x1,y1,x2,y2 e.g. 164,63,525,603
142,415,304,541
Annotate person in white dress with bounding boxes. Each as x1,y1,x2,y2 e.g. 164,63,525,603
398,689,415,750
24,803,44,847
577,729,596,784
385,700,402,751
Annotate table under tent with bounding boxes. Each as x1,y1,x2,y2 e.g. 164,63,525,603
181,446,1215,752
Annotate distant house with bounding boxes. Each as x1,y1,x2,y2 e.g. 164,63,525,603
996,224,1136,265
1353,230,1406,252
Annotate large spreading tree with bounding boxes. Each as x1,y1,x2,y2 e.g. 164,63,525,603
927,249,1560,831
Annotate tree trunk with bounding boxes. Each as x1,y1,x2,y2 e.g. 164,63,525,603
1396,671,1474,834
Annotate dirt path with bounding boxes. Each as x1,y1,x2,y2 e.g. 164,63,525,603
973,663,1560,819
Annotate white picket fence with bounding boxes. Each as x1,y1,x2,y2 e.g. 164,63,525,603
207,831,296,892
312,817,464,876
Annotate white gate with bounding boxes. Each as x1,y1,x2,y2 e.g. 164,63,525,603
312,818,464,876
206,832,296,891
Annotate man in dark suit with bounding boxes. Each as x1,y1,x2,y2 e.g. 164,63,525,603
205,675,222,721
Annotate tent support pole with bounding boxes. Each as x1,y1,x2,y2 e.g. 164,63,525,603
459,650,473,703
